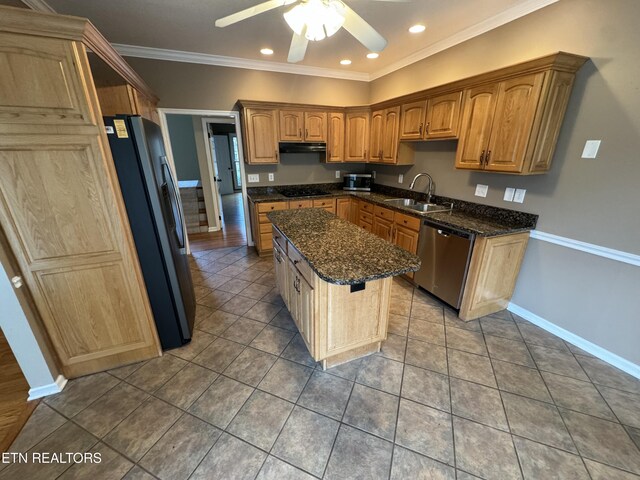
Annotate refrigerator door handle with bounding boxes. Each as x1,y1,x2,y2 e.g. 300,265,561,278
161,158,186,249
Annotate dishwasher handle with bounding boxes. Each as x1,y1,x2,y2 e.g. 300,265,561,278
436,229,451,238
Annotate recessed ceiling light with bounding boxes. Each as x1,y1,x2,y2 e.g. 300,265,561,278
260,48,274,55
340,59,352,65
409,24,426,34
366,53,379,59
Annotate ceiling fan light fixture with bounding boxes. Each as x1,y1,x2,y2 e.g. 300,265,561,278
284,0,346,42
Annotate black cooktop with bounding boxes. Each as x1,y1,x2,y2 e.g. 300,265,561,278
279,187,330,198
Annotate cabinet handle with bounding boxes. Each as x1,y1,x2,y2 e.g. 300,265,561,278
418,123,423,135
11,276,23,289
486,150,491,164
480,150,486,165
299,128,302,138
364,150,367,159
425,122,430,135
275,150,278,160
379,149,382,158
306,128,309,138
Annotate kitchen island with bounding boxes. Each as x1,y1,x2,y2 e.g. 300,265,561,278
267,208,420,369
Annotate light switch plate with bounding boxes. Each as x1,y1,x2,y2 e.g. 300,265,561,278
335,170,340,178
514,188,526,203
268,173,274,182
504,187,515,202
247,174,259,183
398,174,404,184
475,184,488,197
581,140,601,158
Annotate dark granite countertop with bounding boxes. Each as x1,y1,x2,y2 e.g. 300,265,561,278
267,209,421,285
248,183,537,237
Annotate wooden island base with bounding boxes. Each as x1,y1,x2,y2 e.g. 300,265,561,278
272,229,395,370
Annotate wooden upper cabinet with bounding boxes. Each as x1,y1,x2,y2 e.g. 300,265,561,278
485,73,544,172
304,111,327,142
425,91,463,139
327,112,344,162
344,111,370,162
455,84,499,170
245,108,279,164
381,107,400,163
279,110,304,142
369,110,384,162
399,100,427,140
456,72,560,174
96,84,159,124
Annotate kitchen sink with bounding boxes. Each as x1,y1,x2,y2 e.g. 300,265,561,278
384,198,418,206
407,203,452,213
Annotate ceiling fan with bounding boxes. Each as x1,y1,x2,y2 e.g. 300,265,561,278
215,0,407,63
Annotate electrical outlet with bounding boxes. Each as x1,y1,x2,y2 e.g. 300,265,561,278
247,174,259,183
371,171,376,179
514,188,526,203
398,174,404,184
581,140,601,159
268,173,274,182
504,187,515,202
475,184,488,198
335,170,340,179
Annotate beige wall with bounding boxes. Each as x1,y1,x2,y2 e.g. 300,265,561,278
127,58,370,111
369,0,640,365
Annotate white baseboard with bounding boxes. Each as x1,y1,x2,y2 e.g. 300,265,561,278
27,374,67,400
508,303,640,380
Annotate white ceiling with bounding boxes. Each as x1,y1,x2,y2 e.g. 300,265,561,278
32,0,557,80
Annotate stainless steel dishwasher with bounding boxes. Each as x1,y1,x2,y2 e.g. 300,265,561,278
414,221,475,309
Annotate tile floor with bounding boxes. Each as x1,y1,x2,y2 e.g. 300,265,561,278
5,245,640,479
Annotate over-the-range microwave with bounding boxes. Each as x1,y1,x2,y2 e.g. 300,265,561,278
343,174,372,192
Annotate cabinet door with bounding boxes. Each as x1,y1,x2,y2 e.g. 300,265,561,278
298,273,315,352
455,85,499,170
304,112,327,142
0,134,161,377
327,112,344,162
279,110,304,142
399,100,427,140
381,106,400,163
273,243,289,308
245,109,279,164
372,216,393,242
425,91,462,139
289,199,313,209
344,112,370,162
394,224,419,254
485,73,544,173
369,110,384,162
336,198,351,220
96,85,137,116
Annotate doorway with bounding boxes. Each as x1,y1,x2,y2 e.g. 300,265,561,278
158,109,252,253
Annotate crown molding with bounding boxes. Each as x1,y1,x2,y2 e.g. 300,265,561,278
20,0,55,13
113,44,371,82
369,0,559,80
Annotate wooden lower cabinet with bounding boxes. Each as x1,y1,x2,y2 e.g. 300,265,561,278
313,198,336,214
372,216,393,242
275,228,391,368
336,197,351,220
250,200,289,255
459,232,529,320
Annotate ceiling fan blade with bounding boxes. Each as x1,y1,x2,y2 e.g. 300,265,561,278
342,4,388,52
215,0,293,28
288,33,309,63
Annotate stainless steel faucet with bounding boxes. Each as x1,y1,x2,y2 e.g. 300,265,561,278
409,173,434,203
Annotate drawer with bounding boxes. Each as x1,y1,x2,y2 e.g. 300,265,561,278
287,243,314,284
394,212,421,231
374,205,394,221
259,232,274,251
290,200,313,209
360,201,374,213
257,201,289,214
272,226,287,252
313,198,336,209
322,206,336,214
359,211,373,225
259,222,273,234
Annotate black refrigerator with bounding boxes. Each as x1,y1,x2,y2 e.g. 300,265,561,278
104,115,195,350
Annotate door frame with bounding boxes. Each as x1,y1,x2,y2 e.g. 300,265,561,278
157,108,253,251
